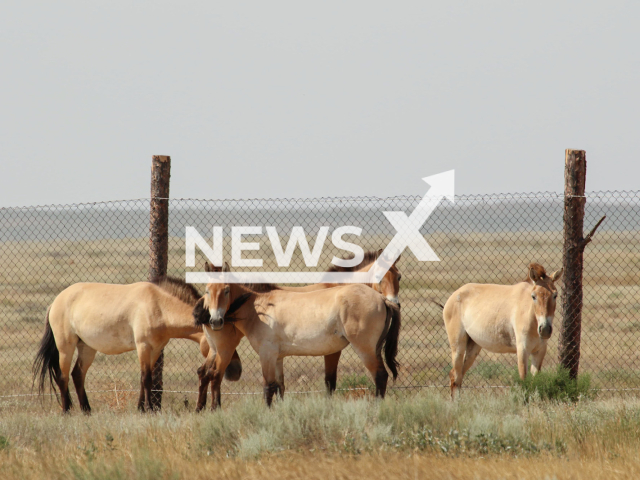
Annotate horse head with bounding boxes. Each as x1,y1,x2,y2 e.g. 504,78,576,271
193,261,231,330
527,263,563,340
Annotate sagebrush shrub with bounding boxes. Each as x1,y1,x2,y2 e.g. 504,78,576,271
512,366,593,402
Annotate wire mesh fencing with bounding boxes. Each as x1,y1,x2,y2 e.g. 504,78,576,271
0,191,638,409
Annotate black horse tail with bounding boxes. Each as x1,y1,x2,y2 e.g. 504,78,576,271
224,349,243,382
32,307,61,400
381,300,401,380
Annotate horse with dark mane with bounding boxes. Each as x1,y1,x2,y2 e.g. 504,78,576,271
194,249,402,411
194,261,401,409
32,277,240,413
440,262,562,399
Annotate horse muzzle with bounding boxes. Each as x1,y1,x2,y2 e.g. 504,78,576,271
209,316,224,331
538,324,552,339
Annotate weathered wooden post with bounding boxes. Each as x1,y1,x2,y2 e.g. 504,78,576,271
148,155,171,409
558,149,605,379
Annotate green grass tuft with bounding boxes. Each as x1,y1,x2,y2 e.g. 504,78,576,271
337,373,374,393
512,366,594,402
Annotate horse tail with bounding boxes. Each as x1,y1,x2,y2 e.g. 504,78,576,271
380,300,401,380
429,298,445,310
224,349,243,382
32,307,61,399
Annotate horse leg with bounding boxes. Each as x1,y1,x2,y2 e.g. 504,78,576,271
208,355,231,411
461,338,482,377
259,346,279,407
196,365,211,413
137,375,146,411
350,344,388,398
324,351,341,395
55,338,77,413
196,352,214,412
149,348,165,411
448,333,468,400
516,344,530,380
196,348,240,412
344,311,389,398
209,339,241,411
195,348,237,412
530,343,547,376
275,358,285,399
136,344,154,412
71,342,96,414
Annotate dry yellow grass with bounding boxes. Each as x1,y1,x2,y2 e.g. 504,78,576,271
1,229,639,406
4,451,640,480
3,391,640,479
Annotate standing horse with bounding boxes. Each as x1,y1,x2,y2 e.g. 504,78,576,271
193,262,401,408
32,277,240,413
442,263,562,398
195,249,402,410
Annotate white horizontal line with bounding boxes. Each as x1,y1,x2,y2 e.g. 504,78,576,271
185,271,375,284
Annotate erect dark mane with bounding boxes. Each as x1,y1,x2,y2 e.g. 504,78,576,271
153,276,201,306
224,284,257,322
326,250,381,273
242,282,281,293
521,263,547,283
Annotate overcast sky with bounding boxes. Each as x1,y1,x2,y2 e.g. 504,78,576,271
1,1,638,207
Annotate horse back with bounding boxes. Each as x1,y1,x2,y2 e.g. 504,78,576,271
49,282,164,354
265,284,385,332
53,282,156,314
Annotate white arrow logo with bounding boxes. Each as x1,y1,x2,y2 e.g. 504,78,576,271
185,170,454,284
369,170,455,282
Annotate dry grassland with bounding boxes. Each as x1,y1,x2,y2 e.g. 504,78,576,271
0,229,638,408
3,391,640,479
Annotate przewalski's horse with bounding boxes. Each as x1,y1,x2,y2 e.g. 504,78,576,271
277,249,402,394
152,278,244,388
195,249,402,409
193,262,401,408
32,277,241,413
442,263,562,399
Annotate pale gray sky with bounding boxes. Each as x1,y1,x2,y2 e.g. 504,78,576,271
1,1,638,207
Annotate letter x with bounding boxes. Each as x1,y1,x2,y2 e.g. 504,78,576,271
370,171,454,283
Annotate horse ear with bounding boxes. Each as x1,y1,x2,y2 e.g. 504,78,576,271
528,265,541,283
204,262,212,272
394,253,401,265
192,297,210,326
376,248,383,258
223,262,230,272
551,268,563,282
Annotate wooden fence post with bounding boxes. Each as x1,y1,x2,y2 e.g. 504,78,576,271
148,155,171,409
558,149,605,379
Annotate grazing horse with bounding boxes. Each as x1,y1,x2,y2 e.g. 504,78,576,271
195,249,402,409
32,277,240,413
442,263,562,399
193,262,401,408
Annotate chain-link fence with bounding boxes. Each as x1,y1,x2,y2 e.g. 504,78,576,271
1,191,638,409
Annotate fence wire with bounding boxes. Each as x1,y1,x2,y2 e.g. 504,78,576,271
1,191,638,409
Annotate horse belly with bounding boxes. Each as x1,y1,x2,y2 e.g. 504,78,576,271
279,319,349,357
71,316,136,355
282,335,348,356
464,320,517,354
